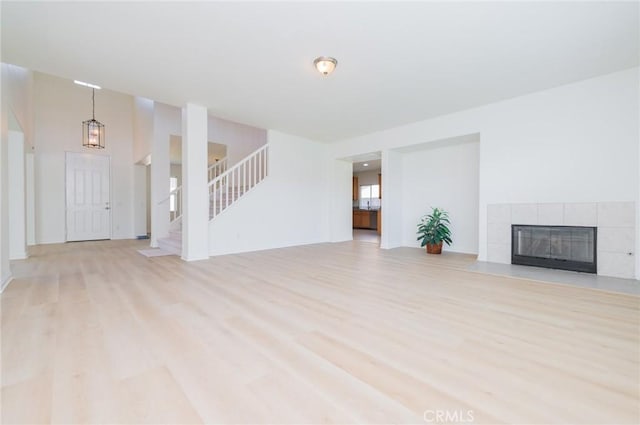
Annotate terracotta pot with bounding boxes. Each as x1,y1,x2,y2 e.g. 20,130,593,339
426,242,443,254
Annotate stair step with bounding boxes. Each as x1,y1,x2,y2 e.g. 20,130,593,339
158,234,181,256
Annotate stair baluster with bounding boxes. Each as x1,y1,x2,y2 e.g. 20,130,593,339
209,144,269,220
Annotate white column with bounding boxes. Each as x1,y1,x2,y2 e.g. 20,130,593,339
8,131,27,259
380,149,404,249
25,152,35,246
327,158,353,243
0,117,10,291
133,164,148,238
181,103,209,261
637,97,640,279
150,108,170,248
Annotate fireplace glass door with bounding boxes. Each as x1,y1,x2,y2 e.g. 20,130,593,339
512,225,596,273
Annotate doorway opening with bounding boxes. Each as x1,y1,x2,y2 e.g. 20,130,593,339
351,153,382,246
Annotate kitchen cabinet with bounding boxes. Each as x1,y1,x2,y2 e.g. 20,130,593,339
352,176,359,201
353,210,378,230
377,208,381,235
353,210,370,228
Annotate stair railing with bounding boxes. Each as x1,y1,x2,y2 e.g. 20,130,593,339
208,144,269,220
157,184,183,226
208,157,228,182
169,185,182,223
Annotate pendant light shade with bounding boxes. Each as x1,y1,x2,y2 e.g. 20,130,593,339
82,88,105,149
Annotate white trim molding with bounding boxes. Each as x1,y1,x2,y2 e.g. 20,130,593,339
1,273,13,293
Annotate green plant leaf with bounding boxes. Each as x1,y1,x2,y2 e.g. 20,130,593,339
416,207,453,246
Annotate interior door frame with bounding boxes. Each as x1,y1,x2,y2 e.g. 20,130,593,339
65,151,113,242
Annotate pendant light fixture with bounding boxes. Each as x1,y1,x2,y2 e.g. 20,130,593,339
82,87,105,149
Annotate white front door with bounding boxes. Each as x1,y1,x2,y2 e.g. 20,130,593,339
66,152,111,241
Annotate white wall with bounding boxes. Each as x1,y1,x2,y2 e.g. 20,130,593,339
0,133,8,289
132,97,154,240
33,72,135,243
2,63,33,149
133,96,154,164
327,159,353,243
208,115,267,166
150,102,179,245
146,165,151,234
381,150,404,249
208,131,330,255
477,69,636,205
0,99,10,291
331,68,639,277
1,63,34,290
354,170,380,186
401,139,480,254
25,152,35,245
8,131,27,259
163,110,267,166
133,165,147,238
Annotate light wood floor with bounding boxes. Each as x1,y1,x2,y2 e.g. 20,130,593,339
2,240,639,424
352,229,381,244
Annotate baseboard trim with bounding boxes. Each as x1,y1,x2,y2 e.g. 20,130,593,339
1,273,13,293
181,255,209,262
10,252,28,260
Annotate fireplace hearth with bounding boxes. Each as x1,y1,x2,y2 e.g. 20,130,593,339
511,225,597,273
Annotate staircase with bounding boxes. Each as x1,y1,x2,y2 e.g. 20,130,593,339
209,186,248,218
208,157,228,182
157,146,269,256
209,145,268,220
157,229,182,255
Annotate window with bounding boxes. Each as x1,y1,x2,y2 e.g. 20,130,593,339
169,177,178,212
359,184,380,209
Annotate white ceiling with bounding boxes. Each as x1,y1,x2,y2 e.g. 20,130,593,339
2,1,638,142
353,159,382,174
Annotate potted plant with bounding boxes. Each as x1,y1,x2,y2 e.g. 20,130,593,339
416,207,452,254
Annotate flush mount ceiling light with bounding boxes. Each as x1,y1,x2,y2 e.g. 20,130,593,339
363,163,369,167
313,56,338,76
82,88,105,149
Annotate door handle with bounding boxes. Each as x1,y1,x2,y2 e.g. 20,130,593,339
105,207,111,210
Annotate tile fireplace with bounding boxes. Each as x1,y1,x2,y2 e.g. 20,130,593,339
487,202,636,279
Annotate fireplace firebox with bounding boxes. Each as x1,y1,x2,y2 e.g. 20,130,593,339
511,225,597,273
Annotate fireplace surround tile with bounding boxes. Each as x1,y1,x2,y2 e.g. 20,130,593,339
598,252,635,279
487,204,511,224
488,243,510,263
597,202,635,227
511,203,538,225
488,222,510,245
563,203,597,226
537,203,564,225
597,227,635,254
